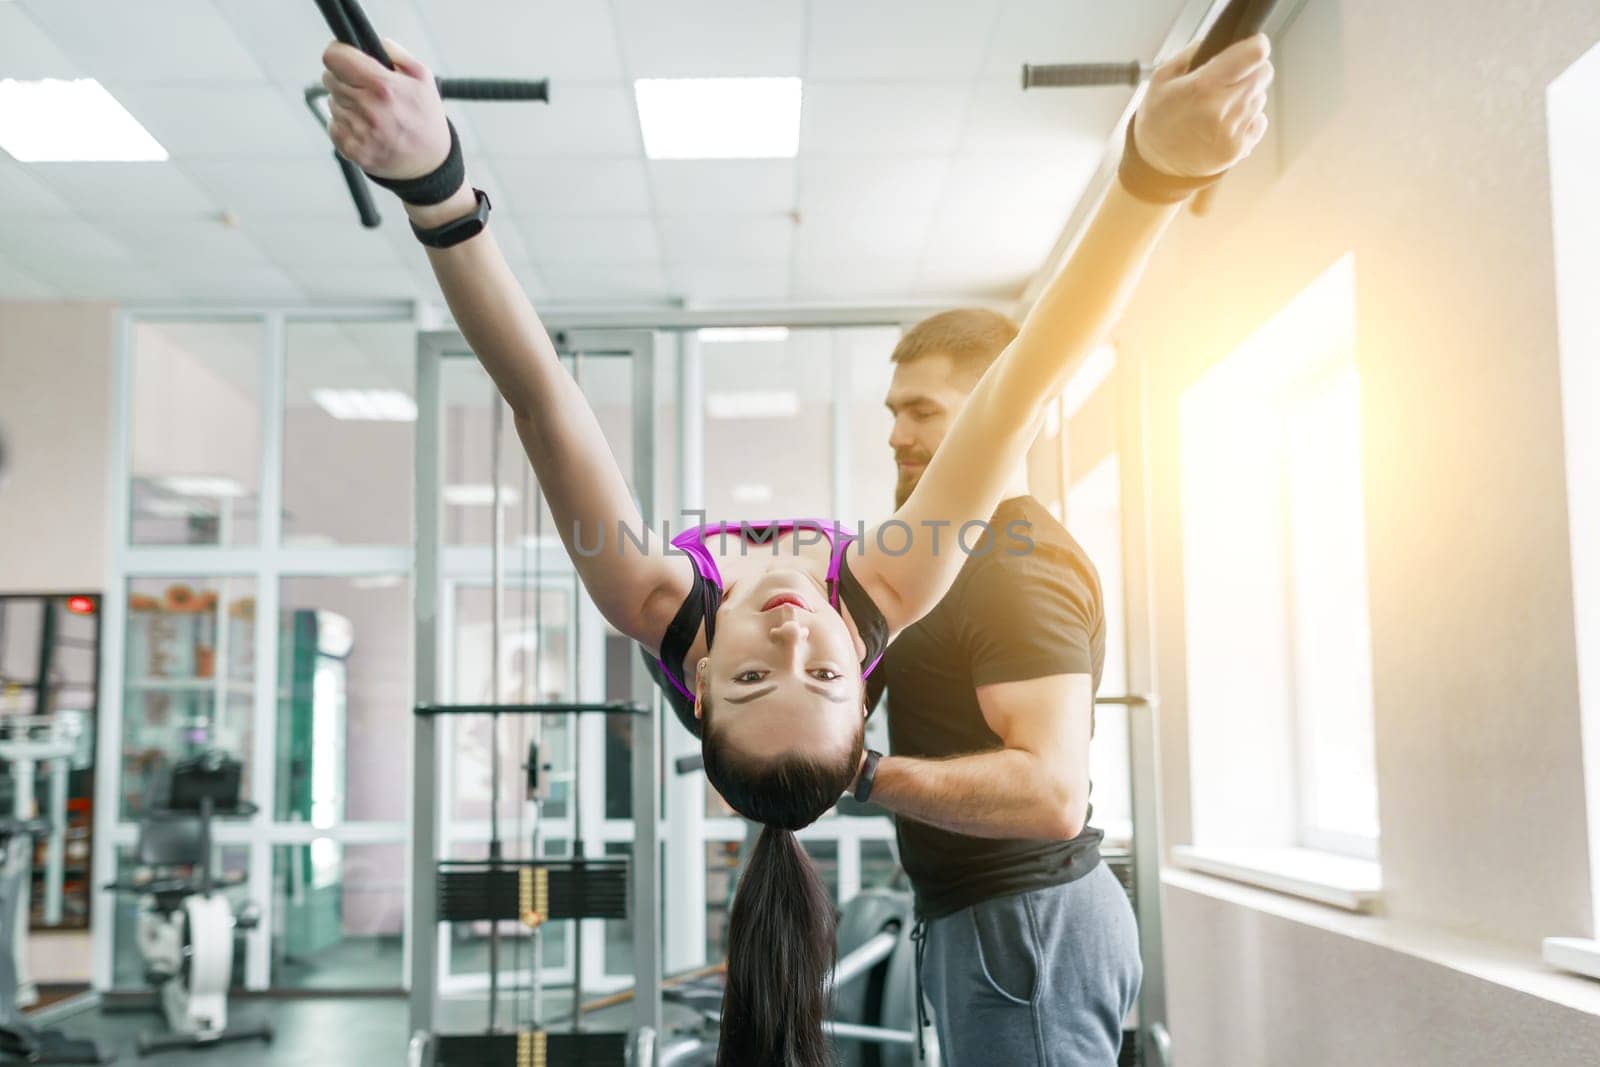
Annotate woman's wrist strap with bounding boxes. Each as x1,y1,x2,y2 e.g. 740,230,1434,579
1116,115,1225,205
367,120,465,206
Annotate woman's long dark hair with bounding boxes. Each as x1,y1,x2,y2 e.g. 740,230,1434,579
702,699,865,1067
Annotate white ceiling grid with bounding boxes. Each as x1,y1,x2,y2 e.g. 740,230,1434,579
0,0,1178,308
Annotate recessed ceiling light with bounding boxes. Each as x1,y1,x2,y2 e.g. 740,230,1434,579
698,327,791,344
705,390,800,420
159,476,246,498
312,388,418,422
444,484,521,507
634,77,802,160
0,78,167,162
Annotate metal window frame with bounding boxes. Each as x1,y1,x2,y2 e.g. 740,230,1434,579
94,304,420,992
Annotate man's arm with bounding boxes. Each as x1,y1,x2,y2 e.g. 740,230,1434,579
871,673,1093,841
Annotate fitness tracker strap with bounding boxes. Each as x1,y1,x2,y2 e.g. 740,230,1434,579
854,749,883,804
1116,116,1225,205
411,188,492,249
367,120,466,206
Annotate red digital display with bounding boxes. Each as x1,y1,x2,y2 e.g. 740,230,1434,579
66,595,95,616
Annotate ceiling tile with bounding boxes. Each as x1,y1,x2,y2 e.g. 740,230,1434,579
0,6,84,79
89,216,274,269
800,84,971,156
961,76,1130,156
792,211,931,265
917,211,1060,298
466,86,640,158
418,0,623,83
0,161,77,220
1,219,136,270
666,259,790,303
182,158,372,220
27,163,218,218
807,0,1002,82
246,219,409,270
616,0,804,78
796,156,948,221
111,83,330,160
649,161,795,216
657,215,794,263
984,0,1178,79
24,0,267,85
522,216,661,263
934,152,1097,225
280,265,417,303
539,261,669,303
25,259,180,302
489,157,652,215
214,0,443,87
792,256,918,301
0,254,60,300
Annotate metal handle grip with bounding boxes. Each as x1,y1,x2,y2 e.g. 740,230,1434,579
1021,62,1143,89
335,152,382,228
314,0,394,68
1191,0,1279,71
437,78,551,102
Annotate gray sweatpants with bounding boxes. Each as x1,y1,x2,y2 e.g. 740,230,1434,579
921,862,1142,1066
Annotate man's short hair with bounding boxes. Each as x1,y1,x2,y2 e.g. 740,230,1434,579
891,308,1021,386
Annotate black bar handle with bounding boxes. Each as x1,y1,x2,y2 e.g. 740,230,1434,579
673,754,704,776
335,152,381,228
1021,62,1142,90
314,0,394,68
438,77,551,103
1190,0,1279,72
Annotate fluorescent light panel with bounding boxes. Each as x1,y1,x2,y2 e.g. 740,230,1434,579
698,327,791,344
0,79,167,162
705,390,800,420
312,388,417,422
634,77,801,160
444,484,521,507
159,476,246,498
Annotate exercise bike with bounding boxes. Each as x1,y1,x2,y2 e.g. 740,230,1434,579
105,753,273,1056
0,814,108,1064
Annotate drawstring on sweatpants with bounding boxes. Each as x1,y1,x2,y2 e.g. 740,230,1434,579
910,917,929,1061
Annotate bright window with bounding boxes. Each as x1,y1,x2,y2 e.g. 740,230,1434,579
1179,255,1379,859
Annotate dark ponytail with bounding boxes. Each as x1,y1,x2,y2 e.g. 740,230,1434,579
719,825,836,1067
700,693,866,1067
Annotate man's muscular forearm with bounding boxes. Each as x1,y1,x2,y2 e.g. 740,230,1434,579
871,748,1087,841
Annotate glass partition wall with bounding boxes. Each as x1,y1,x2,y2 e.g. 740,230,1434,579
96,311,922,996
98,309,419,993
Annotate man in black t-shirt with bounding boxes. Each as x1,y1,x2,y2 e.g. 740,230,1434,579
866,309,1142,1065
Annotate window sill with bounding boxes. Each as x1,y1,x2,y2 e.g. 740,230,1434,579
1171,845,1382,913
1544,937,1600,981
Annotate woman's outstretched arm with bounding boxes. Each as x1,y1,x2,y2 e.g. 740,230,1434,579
322,41,687,646
858,36,1273,632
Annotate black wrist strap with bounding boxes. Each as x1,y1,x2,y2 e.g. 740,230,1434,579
1116,115,1225,205
854,749,883,804
367,120,466,206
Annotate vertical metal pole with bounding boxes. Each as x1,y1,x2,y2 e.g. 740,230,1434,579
629,336,663,1062
488,388,505,1030
1119,355,1170,1066
665,333,706,972
44,755,67,925
409,336,445,1035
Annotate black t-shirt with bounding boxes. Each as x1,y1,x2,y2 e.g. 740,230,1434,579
879,496,1106,919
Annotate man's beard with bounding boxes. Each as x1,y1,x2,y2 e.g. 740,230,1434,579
893,450,931,509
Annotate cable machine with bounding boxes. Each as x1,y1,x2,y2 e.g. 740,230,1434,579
408,331,663,1066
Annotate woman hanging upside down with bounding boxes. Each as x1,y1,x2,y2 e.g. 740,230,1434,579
322,31,1270,1067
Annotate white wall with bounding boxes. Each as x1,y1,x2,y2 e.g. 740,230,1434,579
1102,0,1600,1060
0,302,113,592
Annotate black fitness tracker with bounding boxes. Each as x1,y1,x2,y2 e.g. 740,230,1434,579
854,749,883,804
410,187,492,249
